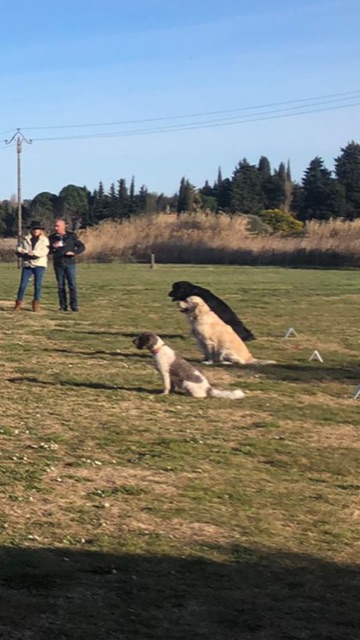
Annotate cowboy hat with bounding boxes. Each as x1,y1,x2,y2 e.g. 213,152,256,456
28,221,45,231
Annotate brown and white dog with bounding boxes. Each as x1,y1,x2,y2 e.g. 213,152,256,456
132,332,245,399
178,296,276,366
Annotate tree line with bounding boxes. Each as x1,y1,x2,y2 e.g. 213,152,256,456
0,141,359,236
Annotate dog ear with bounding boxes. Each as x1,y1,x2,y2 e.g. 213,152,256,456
132,335,142,349
133,333,149,350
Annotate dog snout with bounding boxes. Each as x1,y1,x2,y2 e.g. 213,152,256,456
178,301,188,312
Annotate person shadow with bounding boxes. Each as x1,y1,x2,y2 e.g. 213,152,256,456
0,544,358,639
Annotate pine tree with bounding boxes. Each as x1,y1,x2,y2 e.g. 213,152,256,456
108,182,119,219
298,157,345,221
217,178,232,211
258,156,271,179
90,181,108,224
334,141,360,219
200,180,214,197
177,177,187,213
128,176,137,216
137,185,148,213
117,178,129,219
231,159,264,214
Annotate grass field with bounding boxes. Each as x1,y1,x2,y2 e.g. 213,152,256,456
0,263,360,639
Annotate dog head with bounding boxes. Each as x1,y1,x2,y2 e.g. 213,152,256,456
168,281,196,301
178,296,211,318
132,331,160,351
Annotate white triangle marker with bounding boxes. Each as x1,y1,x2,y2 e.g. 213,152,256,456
352,384,360,400
309,350,323,363
285,327,298,338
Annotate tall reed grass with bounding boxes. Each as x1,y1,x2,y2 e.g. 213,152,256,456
1,213,360,267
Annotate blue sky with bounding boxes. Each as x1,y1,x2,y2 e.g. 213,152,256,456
0,0,359,200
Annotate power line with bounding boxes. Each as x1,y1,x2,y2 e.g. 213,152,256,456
30,99,360,142
19,88,360,131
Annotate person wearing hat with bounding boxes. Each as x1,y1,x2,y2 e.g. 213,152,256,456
14,221,50,311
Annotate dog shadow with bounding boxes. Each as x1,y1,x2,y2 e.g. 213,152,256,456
42,348,149,361
7,376,156,394
70,330,185,339
261,362,360,383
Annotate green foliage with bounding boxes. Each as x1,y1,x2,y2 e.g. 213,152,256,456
245,214,272,234
258,209,304,233
0,200,17,236
334,141,360,219
1,140,359,237
177,177,197,213
298,157,345,221
231,158,264,214
29,191,59,229
58,184,90,228
199,194,218,211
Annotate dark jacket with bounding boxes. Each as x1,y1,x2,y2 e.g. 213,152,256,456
49,231,85,266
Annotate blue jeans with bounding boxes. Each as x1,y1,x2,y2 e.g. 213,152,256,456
54,263,78,311
17,266,46,301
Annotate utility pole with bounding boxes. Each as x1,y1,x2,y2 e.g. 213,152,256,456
5,129,32,259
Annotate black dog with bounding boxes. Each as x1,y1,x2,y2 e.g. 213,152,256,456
168,281,255,342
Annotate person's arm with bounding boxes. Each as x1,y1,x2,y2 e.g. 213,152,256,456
15,238,30,259
65,233,85,257
31,237,49,259
73,234,85,255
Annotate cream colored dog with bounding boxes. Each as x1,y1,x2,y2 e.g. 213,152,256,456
178,296,275,365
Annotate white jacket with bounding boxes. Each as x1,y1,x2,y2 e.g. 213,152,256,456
17,234,50,268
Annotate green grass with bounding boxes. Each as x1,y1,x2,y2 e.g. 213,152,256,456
0,263,360,639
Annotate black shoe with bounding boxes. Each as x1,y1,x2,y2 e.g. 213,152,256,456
70,308,79,312
59,307,68,312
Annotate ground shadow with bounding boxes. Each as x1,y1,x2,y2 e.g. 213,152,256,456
261,362,360,384
42,347,149,360
69,330,185,339
0,544,358,639
7,376,158,394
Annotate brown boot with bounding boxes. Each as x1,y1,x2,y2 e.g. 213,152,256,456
32,300,40,312
14,300,22,311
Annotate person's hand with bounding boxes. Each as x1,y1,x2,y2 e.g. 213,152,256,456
65,251,75,256
52,241,62,248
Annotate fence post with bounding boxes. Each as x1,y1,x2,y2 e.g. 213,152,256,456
150,252,156,269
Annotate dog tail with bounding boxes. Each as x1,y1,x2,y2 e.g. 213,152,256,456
209,388,245,400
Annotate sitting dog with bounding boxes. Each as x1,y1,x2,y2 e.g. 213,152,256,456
168,280,255,342
178,296,275,366
132,332,245,399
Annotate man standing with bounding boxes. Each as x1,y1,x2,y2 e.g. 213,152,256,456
49,219,85,312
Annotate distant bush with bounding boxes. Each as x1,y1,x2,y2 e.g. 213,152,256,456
245,215,272,235
258,209,304,234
